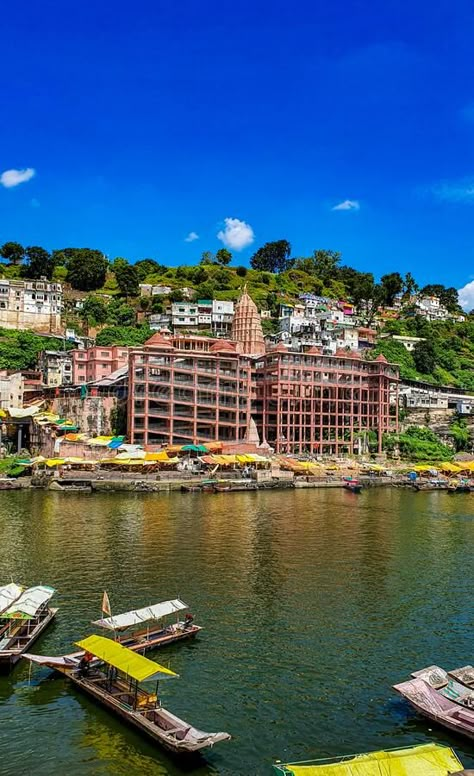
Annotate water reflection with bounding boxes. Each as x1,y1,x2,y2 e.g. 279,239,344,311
0,489,473,774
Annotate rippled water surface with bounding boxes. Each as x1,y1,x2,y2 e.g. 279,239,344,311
0,488,473,775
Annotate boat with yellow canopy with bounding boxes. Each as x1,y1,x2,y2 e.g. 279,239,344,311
25,634,231,754
272,743,465,775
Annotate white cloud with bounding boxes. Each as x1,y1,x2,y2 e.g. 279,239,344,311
0,167,36,188
431,179,474,203
458,280,474,311
217,217,254,250
332,199,360,211
184,231,199,242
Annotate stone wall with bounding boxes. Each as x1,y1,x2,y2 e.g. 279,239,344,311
49,395,120,437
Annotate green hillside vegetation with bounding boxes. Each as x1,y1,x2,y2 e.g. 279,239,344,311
1,240,472,390
0,329,73,372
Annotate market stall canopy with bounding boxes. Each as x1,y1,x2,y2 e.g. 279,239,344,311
1,585,55,620
181,444,209,453
92,599,188,631
8,406,41,419
75,635,178,681
272,743,464,775
439,462,463,473
0,583,23,615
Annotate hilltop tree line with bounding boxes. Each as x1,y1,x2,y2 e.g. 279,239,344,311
0,240,462,318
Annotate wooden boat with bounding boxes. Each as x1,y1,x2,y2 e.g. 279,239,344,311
47,598,201,667
0,585,57,671
273,743,465,774
343,479,362,494
393,676,474,740
25,634,231,754
448,484,471,494
410,665,474,708
91,598,201,652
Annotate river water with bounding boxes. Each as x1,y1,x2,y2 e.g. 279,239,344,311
0,488,473,775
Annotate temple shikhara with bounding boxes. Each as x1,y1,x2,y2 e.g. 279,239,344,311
128,287,399,454
231,286,266,356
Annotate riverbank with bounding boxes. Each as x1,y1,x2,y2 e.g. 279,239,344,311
0,472,420,493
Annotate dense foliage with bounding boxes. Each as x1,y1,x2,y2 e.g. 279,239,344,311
384,426,454,461
0,329,72,371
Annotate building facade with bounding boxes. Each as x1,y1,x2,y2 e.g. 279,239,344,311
254,348,398,455
71,345,130,383
39,350,73,387
0,279,62,333
0,371,24,409
127,288,399,453
128,334,254,447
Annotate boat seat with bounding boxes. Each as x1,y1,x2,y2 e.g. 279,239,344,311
166,726,191,739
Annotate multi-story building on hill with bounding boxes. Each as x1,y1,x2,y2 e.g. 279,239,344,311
38,350,73,387
0,279,62,333
254,347,397,455
128,289,399,454
71,345,131,383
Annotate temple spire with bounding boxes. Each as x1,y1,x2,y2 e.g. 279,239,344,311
231,286,266,356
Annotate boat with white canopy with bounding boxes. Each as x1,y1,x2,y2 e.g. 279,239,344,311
0,583,23,615
25,635,231,754
91,597,202,653
0,585,57,671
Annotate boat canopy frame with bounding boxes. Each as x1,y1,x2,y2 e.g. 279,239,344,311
91,599,188,632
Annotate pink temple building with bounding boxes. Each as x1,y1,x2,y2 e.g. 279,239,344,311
128,334,254,446
254,347,397,454
128,288,399,453
71,345,131,383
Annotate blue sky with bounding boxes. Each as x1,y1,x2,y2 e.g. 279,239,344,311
1,0,474,298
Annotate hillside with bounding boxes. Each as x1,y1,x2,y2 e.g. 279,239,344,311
1,241,473,391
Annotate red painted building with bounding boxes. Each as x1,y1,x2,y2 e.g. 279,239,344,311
254,347,398,454
128,289,399,453
128,334,254,447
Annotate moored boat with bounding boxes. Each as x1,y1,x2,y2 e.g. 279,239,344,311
25,634,231,754
49,598,201,667
92,597,201,651
0,585,57,671
343,478,362,494
272,743,465,774
393,676,474,740
410,665,474,708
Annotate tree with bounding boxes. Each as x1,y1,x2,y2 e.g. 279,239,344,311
350,273,383,325
412,339,437,374
215,248,232,266
114,261,139,297
151,296,163,313
106,299,136,326
250,240,291,273
23,246,53,279
0,242,25,265
134,258,164,281
380,272,404,306
66,249,108,291
450,417,471,451
402,272,419,299
80,296,108,326
200,251,215,265
236,265,247,277
168,289,184,303
312,249,341,284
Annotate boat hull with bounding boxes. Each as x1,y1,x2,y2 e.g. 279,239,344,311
394,678,474,741
0,607,58,672
30,661,230,754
